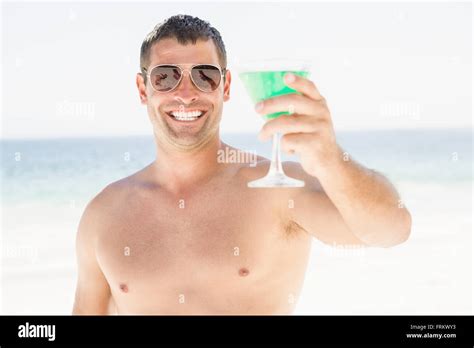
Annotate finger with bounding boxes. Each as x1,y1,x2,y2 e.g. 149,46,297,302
281,133,317,155
284,73,323,101
259,114,328,141
255,94,326,118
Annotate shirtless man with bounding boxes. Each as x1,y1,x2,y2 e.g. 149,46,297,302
72,15,411,315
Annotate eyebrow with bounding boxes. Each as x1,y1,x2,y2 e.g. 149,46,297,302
149,62,219,66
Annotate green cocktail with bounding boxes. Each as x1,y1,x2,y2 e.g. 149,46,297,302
239,70,309,119
238,59,311,188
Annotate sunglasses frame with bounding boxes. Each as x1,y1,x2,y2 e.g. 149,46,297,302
143,63,227,93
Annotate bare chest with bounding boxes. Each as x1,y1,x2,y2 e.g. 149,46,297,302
96,188,311,314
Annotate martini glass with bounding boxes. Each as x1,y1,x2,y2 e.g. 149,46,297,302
239,59,310,188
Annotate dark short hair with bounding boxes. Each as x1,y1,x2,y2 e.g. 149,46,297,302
140,15,227,82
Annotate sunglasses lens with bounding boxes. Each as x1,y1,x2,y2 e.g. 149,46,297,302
191,65,222,92
149,65,182,92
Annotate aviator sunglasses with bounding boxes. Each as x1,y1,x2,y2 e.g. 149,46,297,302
143,64,227,93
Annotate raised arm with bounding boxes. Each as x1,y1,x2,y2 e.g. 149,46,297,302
257,72,411,248
283,162,369,246
285,160,411,248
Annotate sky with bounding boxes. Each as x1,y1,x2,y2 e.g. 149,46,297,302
1,1,472,139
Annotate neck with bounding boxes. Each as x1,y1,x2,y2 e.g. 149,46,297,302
152,132,224,192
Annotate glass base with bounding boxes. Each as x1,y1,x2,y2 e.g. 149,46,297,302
248,172,305,188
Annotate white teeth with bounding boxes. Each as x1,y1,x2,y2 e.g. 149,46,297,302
170,110,203,121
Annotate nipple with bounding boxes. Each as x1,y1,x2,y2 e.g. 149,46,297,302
119,283,129,293
238,268,250,277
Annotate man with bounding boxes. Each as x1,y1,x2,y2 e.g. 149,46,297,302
72,15,411,315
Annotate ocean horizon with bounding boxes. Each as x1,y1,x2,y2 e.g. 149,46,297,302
2,128,471,203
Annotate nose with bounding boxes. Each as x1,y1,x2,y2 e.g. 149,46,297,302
173,70,199,105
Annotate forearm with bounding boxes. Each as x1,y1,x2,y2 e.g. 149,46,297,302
317,147,412,247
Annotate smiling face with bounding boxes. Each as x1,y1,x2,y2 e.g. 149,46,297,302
136,38,231,151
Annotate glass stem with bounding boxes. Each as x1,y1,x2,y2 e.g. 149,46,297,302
269,132,284,175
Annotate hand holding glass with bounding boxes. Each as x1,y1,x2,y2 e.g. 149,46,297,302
239,60,310,188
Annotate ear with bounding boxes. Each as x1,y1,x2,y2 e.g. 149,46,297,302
136,73,148,105
223,69,231,102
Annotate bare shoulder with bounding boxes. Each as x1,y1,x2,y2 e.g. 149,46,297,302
234,157,327,232
234,155,270,181
282,161,323,192
79,165,154,231
86,177,132,216
236,157,323,193
77,183,124,245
